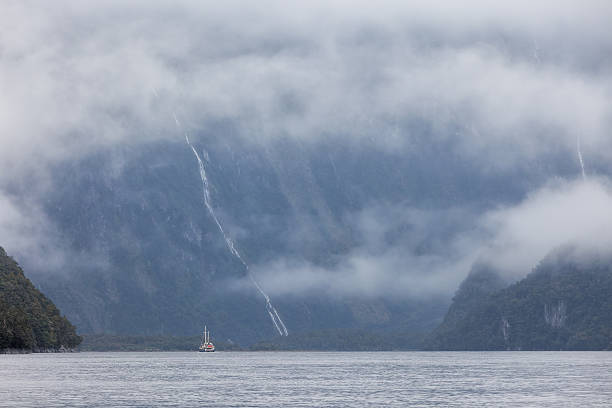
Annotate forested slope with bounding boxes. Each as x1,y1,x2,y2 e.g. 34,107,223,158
429,253,612,350
0,247,81,352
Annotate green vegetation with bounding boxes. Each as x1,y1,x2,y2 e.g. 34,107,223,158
80,334,201,351
0,247,81,352
428,253,612,350
79,330,426,351
250,328,426,351
80,334,242,351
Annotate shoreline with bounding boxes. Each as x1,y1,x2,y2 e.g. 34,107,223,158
1,347,78,354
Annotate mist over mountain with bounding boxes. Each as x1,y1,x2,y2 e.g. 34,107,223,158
2,1,612,344
429,248,612,350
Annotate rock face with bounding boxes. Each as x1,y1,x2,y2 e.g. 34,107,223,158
426,265,509,350
0,247,81,352
544,301,567,328
19,138,487,343
428,252,612,350
6,125,566,345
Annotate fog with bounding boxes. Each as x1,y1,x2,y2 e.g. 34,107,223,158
2,0,612,299
248,179,612,298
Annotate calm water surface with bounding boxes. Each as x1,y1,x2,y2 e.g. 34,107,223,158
1,351,611,407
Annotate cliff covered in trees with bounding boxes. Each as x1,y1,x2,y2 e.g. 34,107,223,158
429,251,612,350
0,247,81,352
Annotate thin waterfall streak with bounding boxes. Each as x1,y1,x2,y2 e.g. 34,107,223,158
249,272,287,335
267,306,285,336
577,135,586,180
532,39,541,64
249,273,270,301
173,111,288,336
267,309,282,334
273,308,289,335
192,148,250,269
191,144,286,336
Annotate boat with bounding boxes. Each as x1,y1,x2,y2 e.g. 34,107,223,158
199,326,215,352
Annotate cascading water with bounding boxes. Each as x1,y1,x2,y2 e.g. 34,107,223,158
577,135,586,180
173,111,288,336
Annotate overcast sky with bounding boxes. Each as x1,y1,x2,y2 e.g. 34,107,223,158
2,0,612,298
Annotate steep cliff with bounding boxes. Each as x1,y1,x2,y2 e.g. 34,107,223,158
0,247,81,352
429,252,612,350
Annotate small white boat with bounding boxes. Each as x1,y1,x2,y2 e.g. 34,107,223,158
199,326,215,352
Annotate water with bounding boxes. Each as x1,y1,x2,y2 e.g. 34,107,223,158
1,351,612,407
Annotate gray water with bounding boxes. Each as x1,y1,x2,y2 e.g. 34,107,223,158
1,351,611,407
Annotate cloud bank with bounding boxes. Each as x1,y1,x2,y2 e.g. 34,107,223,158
2,0,612,298
2,0,611,176
249,179,612,298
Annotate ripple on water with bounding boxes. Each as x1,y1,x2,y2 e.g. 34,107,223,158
1,351,612,407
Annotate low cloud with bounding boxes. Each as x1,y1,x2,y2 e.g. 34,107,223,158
1,0,612,183
0,193,109,275
2,0,612,299
479,178,612,277
245,178,612,299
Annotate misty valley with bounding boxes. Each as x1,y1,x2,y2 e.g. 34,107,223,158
2,1,612,407
2,136,612,352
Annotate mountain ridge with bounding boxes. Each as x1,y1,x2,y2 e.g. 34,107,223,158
0,246,81,352
428,250,612,350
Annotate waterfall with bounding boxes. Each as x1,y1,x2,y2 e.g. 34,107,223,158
173,111,288,336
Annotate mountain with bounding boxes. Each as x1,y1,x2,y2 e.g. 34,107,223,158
20,136,498,343
428,250,612,350
9,128,562,345
0,247,81,352
2,138,598,347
